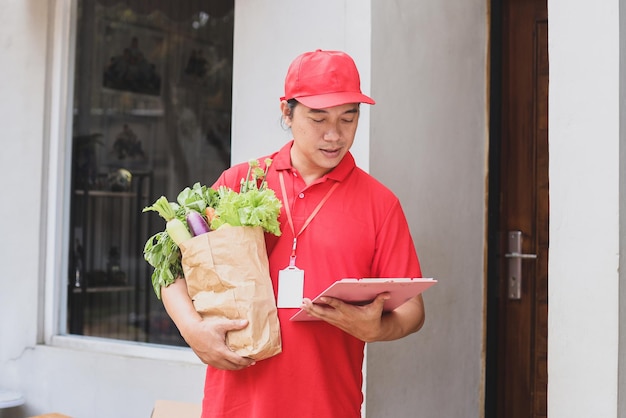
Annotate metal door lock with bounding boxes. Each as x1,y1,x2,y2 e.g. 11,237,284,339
505,231,537,299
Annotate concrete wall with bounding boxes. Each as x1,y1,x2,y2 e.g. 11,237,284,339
617,2,626,417
0,0,49,364
548,0,622,417
0,0,489,417
367,1,489,417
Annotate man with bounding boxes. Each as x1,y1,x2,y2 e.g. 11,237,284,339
162,49,425,418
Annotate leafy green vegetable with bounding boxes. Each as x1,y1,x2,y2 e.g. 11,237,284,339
143,231,183,299
211,159,282,236
142,196,192,246
176,182,220,214
142,160,282,298
142,196,178,221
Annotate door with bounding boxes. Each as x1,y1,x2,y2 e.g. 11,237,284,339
486,0,549,417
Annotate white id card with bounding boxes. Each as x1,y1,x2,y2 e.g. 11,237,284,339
277,266,305,308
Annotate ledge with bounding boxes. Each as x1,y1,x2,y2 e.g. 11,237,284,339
49,335,203,365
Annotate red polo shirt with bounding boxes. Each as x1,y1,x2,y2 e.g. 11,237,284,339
203,141,421,418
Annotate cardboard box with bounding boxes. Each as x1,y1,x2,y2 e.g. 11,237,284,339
151,400,201,418
29,414,72,418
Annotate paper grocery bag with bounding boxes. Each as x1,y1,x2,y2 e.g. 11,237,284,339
179,226,282,361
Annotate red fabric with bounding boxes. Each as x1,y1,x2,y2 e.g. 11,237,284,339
203,141,421,418
280,50,375,109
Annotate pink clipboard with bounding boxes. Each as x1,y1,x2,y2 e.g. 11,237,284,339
289,277,437,321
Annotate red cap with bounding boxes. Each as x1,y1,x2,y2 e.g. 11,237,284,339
280,49,375,109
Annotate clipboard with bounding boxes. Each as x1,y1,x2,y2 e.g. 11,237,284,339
289,277,437,321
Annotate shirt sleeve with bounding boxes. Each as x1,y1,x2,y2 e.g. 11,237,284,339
211,165,244,191
371,200,422,279
212,156,275,191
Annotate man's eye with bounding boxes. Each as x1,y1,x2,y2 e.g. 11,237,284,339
342,119,355,123
311,118,325,123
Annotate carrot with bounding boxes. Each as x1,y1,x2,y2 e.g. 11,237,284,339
205,207,217,222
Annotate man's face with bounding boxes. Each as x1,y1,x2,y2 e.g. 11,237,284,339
282,101,360,181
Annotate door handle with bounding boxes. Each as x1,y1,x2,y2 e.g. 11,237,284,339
505,252,537,259
506,231,537,300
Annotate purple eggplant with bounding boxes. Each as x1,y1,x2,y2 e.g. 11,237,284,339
186,210,211,236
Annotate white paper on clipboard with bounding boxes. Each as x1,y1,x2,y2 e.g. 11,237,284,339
289,277,437,321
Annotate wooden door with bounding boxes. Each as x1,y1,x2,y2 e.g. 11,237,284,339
487,0,548,417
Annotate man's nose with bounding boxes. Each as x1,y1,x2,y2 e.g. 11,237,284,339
323,126,340,141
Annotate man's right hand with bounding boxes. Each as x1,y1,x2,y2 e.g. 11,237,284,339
182,316,256,370
160,278,256,370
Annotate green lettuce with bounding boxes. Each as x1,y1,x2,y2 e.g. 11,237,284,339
210,159,282,236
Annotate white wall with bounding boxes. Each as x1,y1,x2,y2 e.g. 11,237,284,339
0,0,52,413
548,0,621,417
617,3,626,417
367,1,489,417
0,0,48,360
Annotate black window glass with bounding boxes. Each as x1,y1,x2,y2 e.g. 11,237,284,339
68,0,234,346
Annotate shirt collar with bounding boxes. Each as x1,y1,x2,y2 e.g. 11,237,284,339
273,140,355,183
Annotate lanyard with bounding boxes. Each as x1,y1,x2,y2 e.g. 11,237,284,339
279,171,340,266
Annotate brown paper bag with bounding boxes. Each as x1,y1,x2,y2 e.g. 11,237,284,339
179,226,282,361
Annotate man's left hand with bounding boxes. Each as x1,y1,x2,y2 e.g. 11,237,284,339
300,293,391,342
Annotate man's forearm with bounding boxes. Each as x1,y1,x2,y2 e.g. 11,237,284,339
376,295,425,342
161,278,202,336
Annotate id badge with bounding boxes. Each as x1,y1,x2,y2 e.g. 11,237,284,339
277,266,305,308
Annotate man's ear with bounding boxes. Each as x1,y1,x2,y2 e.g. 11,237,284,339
280,100,292,126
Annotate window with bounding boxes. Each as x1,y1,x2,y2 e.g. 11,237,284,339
68,0,234,346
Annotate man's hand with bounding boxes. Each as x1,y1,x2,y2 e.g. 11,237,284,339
181,316,256,370
300,293,390,342
160,278,255,371
300,293,425,342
